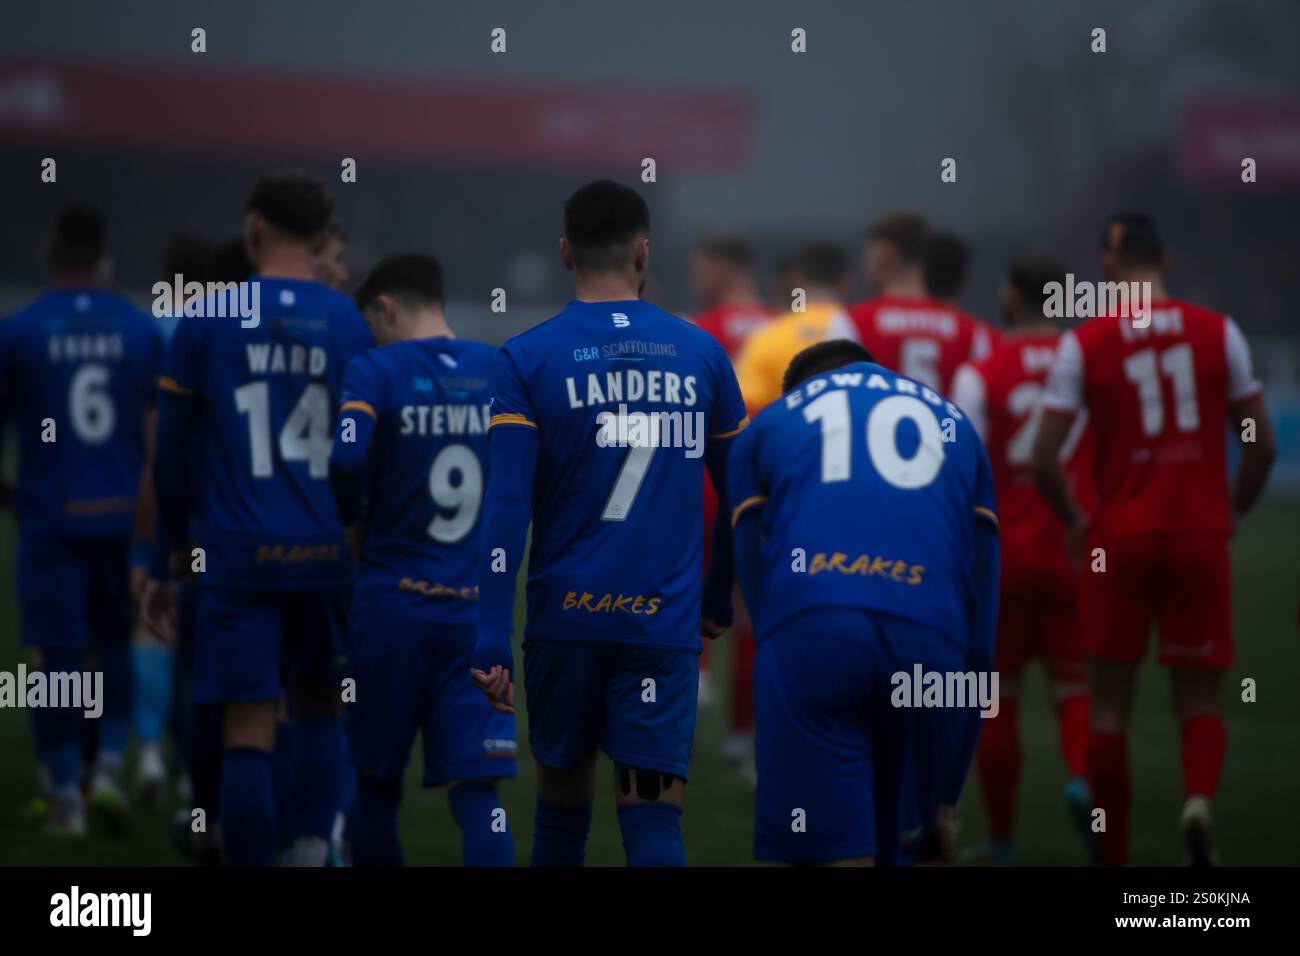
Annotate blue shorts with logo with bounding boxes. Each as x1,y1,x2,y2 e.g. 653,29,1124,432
523,639,699,779
345,607,516,787
17,533,132,652
754,607,967,865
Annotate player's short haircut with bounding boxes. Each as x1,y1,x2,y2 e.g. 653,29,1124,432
162,232,214,284
209,235,253,284
866,211,931,264
782,339,876,394
245,170,335,239
796,240,848,287
925,232,970,300
694,233,754,269
1006,252,1068,313
49,204,107,271
1100,212,1164,267
563,180,650,272
354,253,445,310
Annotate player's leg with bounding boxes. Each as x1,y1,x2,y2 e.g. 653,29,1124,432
17,533,90,835
752,609,877,866
521,639,603,866
284,590,349,867
85,538,135,832
424,623,517,866
131,623,174,807
971,593,1031,862
171,586,224,864
1157,533,1233,866
605,644,700,867
343,608,430,866
193,589,285,866
722,592,756,780
1080,533,1153,866
1042,587,1092,858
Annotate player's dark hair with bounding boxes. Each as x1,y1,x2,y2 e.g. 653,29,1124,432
49,204,107,271
695,234,754,269
866,211,930,264
796,240,848,287
1006,252,1068,314
925,232,970,300
162,232,214,284
354,253,445,310
564,180,650,272
1100,212,1164,267
209,235,253,284
245,170,335,239
782,339,876,393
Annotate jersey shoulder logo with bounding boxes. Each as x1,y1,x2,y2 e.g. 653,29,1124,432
612,312,630,328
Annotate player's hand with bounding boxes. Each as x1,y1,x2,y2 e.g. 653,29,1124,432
1065,511,1091,567
700,616,729,641
470,665,515,714
140,579,179,646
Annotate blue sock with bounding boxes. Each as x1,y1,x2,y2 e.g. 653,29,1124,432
291,716,344,843
530,798,592,867
351,773,403,867
449,781,515,866
97,639,132,757
617,803,685,867
188,704,223,817
132,642,173,743
272,721,295,852
220,747,276,866
39,647,84,790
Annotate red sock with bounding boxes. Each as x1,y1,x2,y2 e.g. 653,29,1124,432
1057,695,1089,779
1087,730,1130,866
976,695,1020,842
729,626,755,733
1180,714,1226,799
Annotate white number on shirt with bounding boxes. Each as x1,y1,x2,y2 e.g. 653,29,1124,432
428,444,483,543
1122,343,1200,437
69,364,115,444
803,390,944,490
900,338,941,389
601,443,658,521
234,382,332,478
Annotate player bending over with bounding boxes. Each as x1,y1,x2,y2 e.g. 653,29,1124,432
1032,214,1276,866
153,172,373,866
951,253,1095,863
471,180,746,866
729,339,1000,866
328,254,518,866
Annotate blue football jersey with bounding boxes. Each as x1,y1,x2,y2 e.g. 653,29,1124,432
728,360,998,644
0,288,163,537
490,298,747,651
160,277,373,589
334,337,495,622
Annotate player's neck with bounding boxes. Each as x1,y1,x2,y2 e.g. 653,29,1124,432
1011,319,1057,337
256,246,318,282
803,288,841,307
50,269,100,289
879,273,928,299
1119,271,1168,301
573,271,640,303
408,310,454,341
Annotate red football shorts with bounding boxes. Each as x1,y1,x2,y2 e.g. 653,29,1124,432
1076,532,1232,670
996,569,1085,689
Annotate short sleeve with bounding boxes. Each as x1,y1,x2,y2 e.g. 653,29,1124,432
708,340,749,440
159,314,203,398
1041,329,1084,414
1224,317,1262,404
726,419,767,527
950,363,988,441
489,344,537,430
338,351,384,422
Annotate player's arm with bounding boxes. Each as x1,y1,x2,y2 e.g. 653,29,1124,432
1223,318,1275,518
329,356,382,559
1031,331,1088,550
153,317,202,580
130,405,160,602
725,424,766,619
701,349,751,636
470,347,538,712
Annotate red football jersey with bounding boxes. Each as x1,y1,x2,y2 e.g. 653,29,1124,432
953,332,1093,587
849,295,999,393
693,302,775,359
1041,299,1261,537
